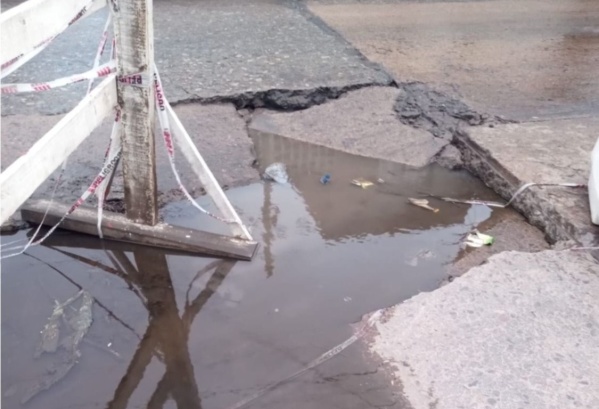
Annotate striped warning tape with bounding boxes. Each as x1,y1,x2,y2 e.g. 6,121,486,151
1,109,121,260
1,60,116,94
95,108,122,239
86,13,112,94
153,65,237,225
117,72,150,87
1,0,103,79
1,11,117,256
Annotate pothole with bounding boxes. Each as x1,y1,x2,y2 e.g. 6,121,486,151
1,133,548,409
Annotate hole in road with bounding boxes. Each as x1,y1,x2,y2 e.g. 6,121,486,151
2,134,524,409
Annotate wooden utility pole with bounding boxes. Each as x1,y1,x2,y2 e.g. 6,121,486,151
113,0,158,225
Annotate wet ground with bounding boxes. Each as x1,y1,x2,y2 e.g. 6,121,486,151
1,135,528,409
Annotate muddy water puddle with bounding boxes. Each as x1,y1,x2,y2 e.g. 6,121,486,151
3,135,517,409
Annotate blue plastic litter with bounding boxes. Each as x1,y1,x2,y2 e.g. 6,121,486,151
320,173,331,184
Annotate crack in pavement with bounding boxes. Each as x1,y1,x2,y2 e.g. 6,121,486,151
394,82,512,140
171,80,396,112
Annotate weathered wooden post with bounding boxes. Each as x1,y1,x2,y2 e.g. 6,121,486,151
113,0,158,225
4,0,257,259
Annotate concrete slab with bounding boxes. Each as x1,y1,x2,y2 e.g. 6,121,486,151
1,0,391,116
0,103,258,207
370,249,599,409
309,0,599,121
456,117,599,247
249,86,447,168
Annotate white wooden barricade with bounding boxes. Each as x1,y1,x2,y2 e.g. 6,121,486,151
0,0,254,255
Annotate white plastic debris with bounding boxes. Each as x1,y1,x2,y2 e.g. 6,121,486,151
408,198,439,213
263,163,289,184
464,231,495,248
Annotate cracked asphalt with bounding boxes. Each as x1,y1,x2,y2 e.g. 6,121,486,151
1,0,395,203
1,0,391,116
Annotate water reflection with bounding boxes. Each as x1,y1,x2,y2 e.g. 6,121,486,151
3,135,514,409
261,182,276,278
251,131,497,241
19,239,235,409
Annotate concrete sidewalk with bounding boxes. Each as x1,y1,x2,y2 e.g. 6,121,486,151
370,249,599,409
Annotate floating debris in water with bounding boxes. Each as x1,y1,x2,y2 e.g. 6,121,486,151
19,290,94,404
408,198,439,213
35,290,83,357
82,338,121,360
428,182,586,209
465,230,495,248
351,178,374,189
61,291,93,352
432,196,505,208
407,249,435,266
20,353,80,404
263,162,289,184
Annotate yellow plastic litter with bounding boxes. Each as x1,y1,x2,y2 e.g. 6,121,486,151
408,198,439,213
351,178,374,189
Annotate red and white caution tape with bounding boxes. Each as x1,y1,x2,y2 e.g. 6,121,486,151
1,137,122,259
0,159,70,251
86,13,113,94
118,72,149,87
1,60,116,94
95,109,122,239
89,12,116,239
153,65,237,225
1,0,103,79
1,11,117,255
1,37,53,80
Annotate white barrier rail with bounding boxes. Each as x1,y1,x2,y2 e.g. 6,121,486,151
0,0,106,69
0,75,117,224
0,0,253,249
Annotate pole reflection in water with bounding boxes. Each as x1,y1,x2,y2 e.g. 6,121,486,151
103,248,235,409
40,237,236,409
